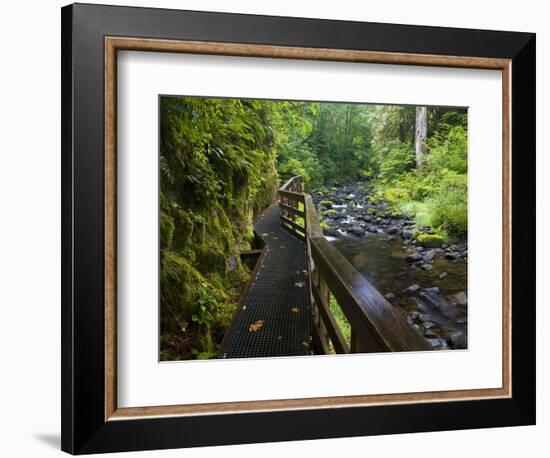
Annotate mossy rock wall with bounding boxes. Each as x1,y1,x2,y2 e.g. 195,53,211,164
159,97,279,361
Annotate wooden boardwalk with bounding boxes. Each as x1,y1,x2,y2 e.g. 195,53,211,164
221,204,313,358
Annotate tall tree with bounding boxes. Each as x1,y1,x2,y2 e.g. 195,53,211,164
415,106,428,168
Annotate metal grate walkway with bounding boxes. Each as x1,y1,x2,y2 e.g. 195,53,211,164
222,204,313,358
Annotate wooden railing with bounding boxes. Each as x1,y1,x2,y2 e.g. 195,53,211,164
279,175,306,240
279,175,431,354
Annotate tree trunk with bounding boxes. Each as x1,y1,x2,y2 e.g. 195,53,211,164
415,106,428,168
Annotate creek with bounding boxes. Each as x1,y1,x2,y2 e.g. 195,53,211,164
311,181,468,350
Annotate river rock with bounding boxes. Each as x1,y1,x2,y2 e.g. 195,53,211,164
457,243,468,253
424,328,438,338
423,249,436,262
406,253,423,262
324,228,339,237
384,293,396,301
387,226,399,235
448,330,467,349
421,263,433,271
423,287,440,295
418,313,431,322
427,338,449,349
401,229,413,239
452,291,468,305
349,225,365,236
445,252,459,260
404,284,420,294
423,321,436,329
439,272,448,279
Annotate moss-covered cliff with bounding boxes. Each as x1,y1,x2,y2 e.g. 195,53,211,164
160,97,278,360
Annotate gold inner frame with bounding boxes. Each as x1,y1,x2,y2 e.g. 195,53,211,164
104,37,512,421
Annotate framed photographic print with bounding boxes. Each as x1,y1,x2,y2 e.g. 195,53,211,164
61,3,536,454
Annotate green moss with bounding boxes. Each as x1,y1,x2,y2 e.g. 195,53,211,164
171,209,194,251
388,207,402,217
320,200,333,208
159,97,280,361
323,209,337,215
345,194,354,200
416,233,445,248
196,246,227,274
160,213,175,250
320,222,331,232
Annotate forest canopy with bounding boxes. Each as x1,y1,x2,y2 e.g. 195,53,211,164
159,96,467,360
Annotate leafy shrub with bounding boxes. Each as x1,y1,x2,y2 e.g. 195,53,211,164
378,141,415,181
425,190,468,239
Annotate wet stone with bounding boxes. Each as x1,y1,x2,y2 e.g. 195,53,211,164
406,253,423,262
452,291,468,305
401,229,413,239
424,328,438,338
427,338,449,349
405,284,420,294
423,287,440,295
423,249,436,262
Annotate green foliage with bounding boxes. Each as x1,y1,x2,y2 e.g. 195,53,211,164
370,107,468,240
424,190,468,239
159,96,279,361
274,102,374,189
329,295,351,349
377,140,415,181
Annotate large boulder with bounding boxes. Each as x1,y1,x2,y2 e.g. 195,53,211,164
416,234,445,248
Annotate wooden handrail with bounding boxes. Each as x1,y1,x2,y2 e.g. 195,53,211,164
278,174,431,354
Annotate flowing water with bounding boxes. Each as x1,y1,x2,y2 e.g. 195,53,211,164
314,182,468,350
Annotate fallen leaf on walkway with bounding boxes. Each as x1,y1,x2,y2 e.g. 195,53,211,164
261,233,269,237
294,281,305,288
290,307,300,313
302,341,310,348
248,320,264,333
277,336,283,341
280,245,286,249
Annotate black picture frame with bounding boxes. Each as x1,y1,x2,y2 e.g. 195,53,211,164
61,3,536,454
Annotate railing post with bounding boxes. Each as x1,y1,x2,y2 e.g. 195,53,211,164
318,276,330,350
